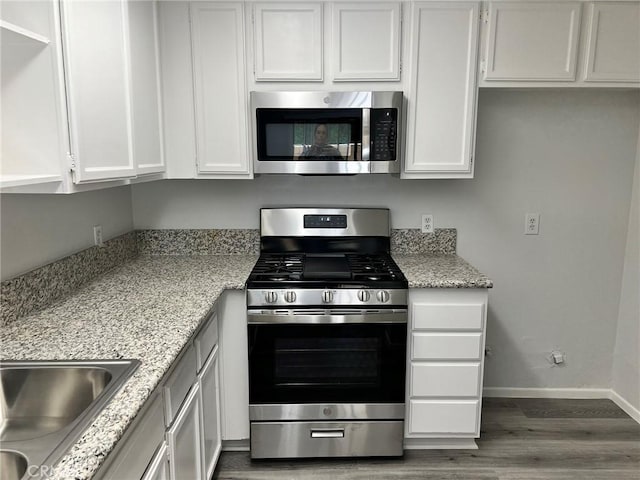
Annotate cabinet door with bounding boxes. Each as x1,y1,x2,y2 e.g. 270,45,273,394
198,346,222,480
403,2,479,178
253,3,323,81
331,3,401,81
583,2,640,83
190,2,251,176
127,0,165,175
142,443,170,480
167,384,203,480
60,0,135,183
484,2,582,81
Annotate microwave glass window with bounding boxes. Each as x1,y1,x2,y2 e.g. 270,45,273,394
257,109,362,161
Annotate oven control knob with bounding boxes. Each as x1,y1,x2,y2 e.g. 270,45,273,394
284,291,297,303
358,290,370,302
264,291,278,304
321,290,334,303
376,290,390,303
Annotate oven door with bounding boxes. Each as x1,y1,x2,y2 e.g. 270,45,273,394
247,309,407,420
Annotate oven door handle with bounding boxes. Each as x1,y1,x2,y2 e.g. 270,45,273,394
247,309,407,324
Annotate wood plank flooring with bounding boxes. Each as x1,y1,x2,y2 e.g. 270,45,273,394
213,398,640,480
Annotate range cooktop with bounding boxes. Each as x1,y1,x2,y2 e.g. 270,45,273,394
246,252,407,289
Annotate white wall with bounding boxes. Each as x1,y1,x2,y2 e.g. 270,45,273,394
132,89,640,389
612,129,640,411
0,186,134,280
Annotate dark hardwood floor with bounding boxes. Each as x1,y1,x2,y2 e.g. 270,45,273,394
213,398,640,480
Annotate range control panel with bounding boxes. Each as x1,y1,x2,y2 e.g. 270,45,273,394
304,215,348,229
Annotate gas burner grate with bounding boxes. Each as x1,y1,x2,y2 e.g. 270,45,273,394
251,254,304,281
346,254,403,281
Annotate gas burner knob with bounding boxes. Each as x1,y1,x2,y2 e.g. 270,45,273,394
357,290,371,302
264,291,278,304
284,291,297,303
376,290,390,303
321,290,334,303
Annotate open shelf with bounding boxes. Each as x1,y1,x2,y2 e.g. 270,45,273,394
0,20,50,45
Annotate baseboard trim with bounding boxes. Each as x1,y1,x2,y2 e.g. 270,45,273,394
483,387,640,425
483,387,611,399
404,438,478,450
609,390,640,424
221,439,250,452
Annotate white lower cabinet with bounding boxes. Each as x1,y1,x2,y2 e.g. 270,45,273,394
199,346,222,480
94,393,166,480
142,443,170,480
167,384,203,480
98,308,221,480
405,289,488,447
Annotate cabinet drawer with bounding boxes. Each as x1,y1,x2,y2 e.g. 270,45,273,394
195,310,218,372
411,363,480,397
408,400,479,435
163,344,196,426
412,303,483,330
412,333,482,360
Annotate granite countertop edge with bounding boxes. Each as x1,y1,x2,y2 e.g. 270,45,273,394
0,253,491,479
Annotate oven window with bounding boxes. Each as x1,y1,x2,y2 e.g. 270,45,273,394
256,108,362,161
249,323,406,404
274,337,379,386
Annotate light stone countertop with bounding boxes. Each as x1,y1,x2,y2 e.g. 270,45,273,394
0,252,490,479
0,255,257,480
392,254,493,288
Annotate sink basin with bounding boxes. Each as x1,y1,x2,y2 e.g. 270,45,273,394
1,367,113,441
0,451,27,480
0,360,139,480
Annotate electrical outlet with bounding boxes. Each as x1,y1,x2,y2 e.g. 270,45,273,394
93,225,104,247
525,213,540,235
421,214,434,234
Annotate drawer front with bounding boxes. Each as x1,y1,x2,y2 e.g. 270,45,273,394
196,310,219,371
164,344,197,426
412,332,482,360
408,400,479,435
251,421,404,458
412,303,484,330
98,393,165,480
411,363,480,397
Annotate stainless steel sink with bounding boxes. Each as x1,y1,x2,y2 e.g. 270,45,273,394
0,360,139,480
0,451,27,480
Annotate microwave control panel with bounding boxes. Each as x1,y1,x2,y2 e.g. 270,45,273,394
370,109,398,161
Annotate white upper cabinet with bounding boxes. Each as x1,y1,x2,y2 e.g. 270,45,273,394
403,2,479,178
483,2,582,81
60,0,136,183
253,3,323,81
0,0,66,192
583,1,640,82
1,0,165,193
127,0,165,176
190,2,252,176
331,2,401,81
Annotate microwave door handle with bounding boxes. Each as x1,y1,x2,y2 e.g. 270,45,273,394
362,108,370,161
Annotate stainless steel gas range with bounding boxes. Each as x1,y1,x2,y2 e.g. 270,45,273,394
246,208,408,459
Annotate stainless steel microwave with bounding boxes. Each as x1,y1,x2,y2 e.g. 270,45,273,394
250,91,403,175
